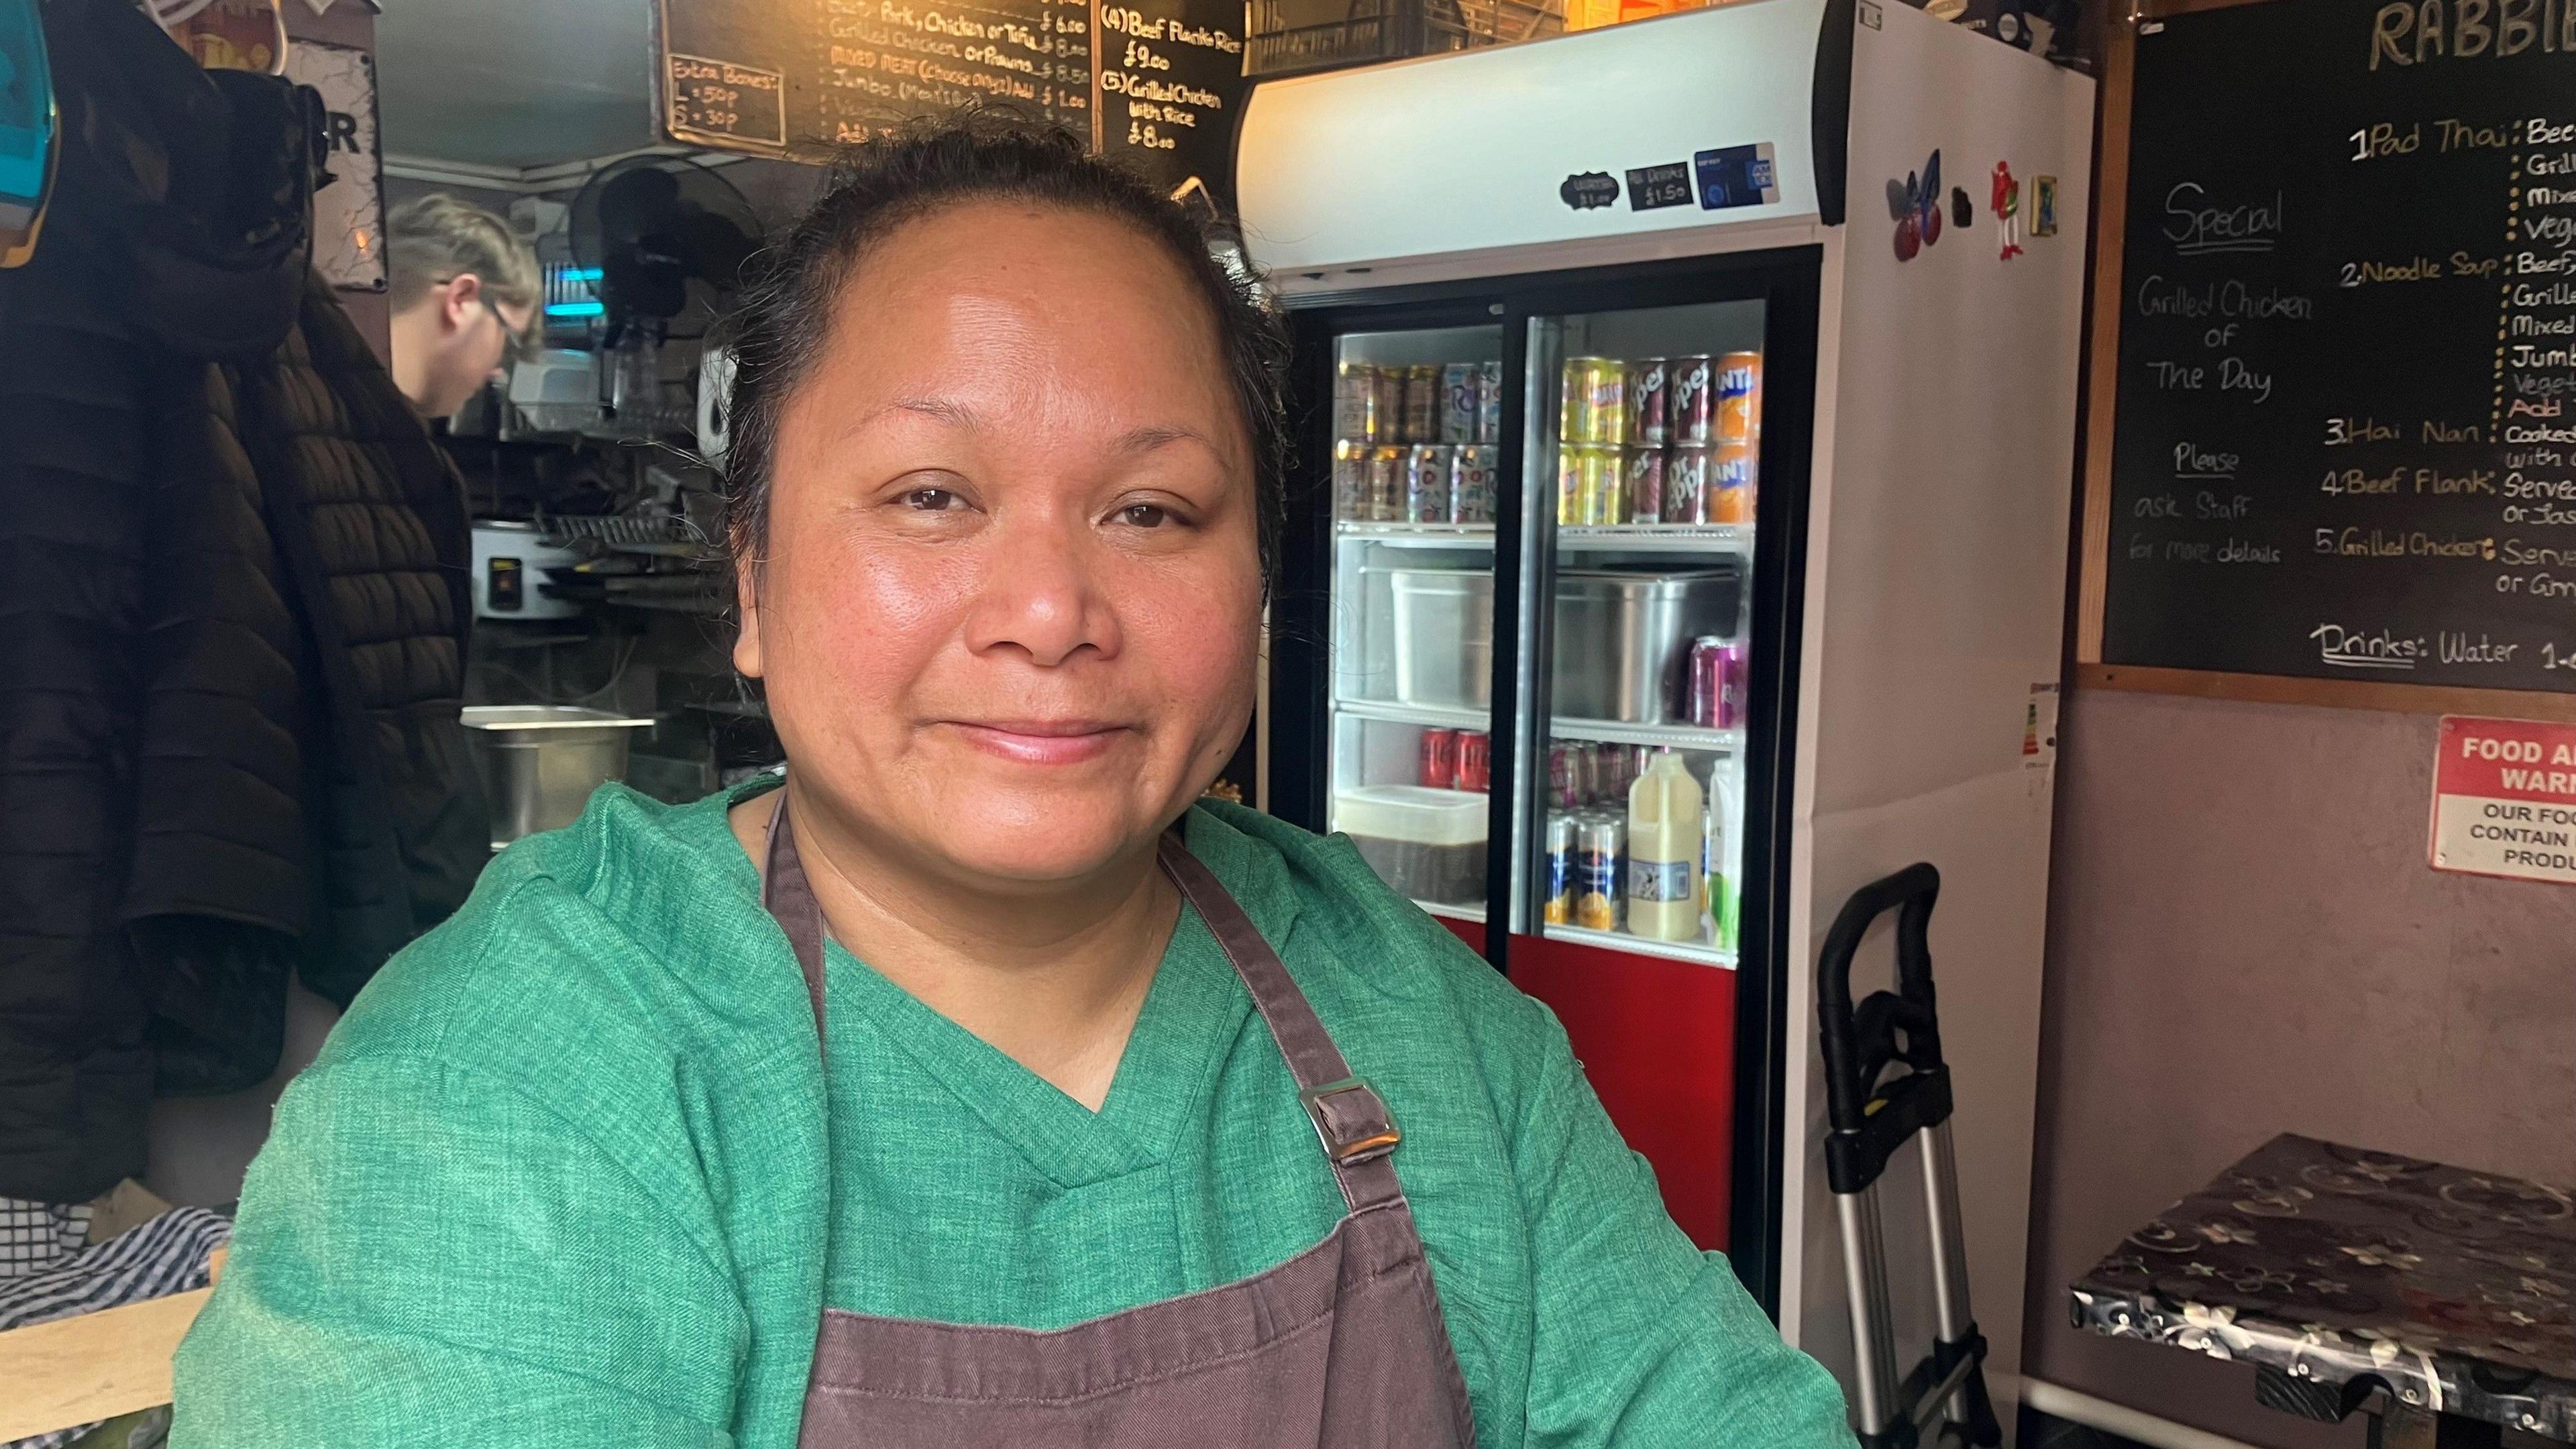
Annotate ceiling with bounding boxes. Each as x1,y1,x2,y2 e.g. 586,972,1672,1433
374,0,657,173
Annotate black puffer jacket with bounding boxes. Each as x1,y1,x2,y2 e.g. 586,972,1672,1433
0,0,484,1202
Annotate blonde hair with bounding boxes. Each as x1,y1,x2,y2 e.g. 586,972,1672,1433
386,193,540,315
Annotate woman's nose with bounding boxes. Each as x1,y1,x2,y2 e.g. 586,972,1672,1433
961,515,1120,668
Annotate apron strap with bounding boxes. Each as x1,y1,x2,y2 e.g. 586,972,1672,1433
1156,833,1405,1214
763,790,830,1055
760,790,1403,1212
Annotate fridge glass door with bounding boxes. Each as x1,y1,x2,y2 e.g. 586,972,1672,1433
1324,324,1506,923
1521,301,1765,966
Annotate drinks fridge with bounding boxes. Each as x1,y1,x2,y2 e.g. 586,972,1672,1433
1235,0,2094,1420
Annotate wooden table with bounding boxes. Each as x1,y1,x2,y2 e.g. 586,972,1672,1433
2072,1134,2576,1446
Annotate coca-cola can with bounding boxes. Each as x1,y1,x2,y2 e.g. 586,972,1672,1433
1668,354,1715,446
1665,444,1712,525
1419,727,1460,788
1622,445,1665,525
1457,731,1491,792
1625,358,1669,447
1688,637,1726,729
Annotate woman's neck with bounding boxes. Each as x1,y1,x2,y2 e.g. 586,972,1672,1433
731,781,1180,1111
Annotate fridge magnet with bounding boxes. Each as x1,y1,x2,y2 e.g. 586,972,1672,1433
2031,175,2059,236
1950,186,1972,230
1885,150,1940,262
1560,172,1620,211
1623,161,1694,211
1692,143,1778,211
1990,160,2024,260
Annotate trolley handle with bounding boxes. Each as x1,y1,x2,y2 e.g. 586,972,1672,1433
1816,863,1945,1161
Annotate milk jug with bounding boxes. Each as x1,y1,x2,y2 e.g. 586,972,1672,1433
1625,748,1703,941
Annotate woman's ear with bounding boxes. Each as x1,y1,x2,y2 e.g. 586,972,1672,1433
733,561,767,680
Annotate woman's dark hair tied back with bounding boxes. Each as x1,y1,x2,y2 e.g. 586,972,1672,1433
719,110,1292,590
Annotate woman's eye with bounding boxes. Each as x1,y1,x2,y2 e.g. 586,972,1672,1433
1119,503,1171,529
904,486,966,511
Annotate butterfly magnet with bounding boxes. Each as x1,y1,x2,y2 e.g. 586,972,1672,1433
1885,150,1941,262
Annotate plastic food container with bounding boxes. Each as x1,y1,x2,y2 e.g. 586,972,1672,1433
1550,568,1742,723
1389,569,1495,708
1334,784,1489,904
463,706,657,847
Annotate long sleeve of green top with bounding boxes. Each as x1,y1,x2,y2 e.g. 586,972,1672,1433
171,784,1854,1448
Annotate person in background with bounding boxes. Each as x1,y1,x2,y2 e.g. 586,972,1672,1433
385,191,538,418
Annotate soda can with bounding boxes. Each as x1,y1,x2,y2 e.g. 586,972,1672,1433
1543,812,1577,924
1580,445,1623,526
1665,444,1712,525
1366,445,1405,522
1405,444,1453,523
1710,441,1757,524
1715,350,1762,445
1717,641,1749,728
1668,354,1715,446
1555,447,1591,527
1625,358,1670,447
1575,816,1625,931
1447,445,1495,525
1401,365,1441,443
1588,360,1627,447
1559,357,1626,445
1334,361,1379,441
1457,730,1491,792
1419,727,1460,788
1548,743,1578,808
1688,636,1727,728
1622,445,1665,525
1439,363,1480,444
1331,439,1368,520
1371,368,1406,443
1477,362,1503,444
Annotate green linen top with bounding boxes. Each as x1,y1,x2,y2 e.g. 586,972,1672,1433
170,781,1851,1447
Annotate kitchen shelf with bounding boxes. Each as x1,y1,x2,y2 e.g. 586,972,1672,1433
1334,521,1497,547
1557,523,1751,553
1334,697,1491,731
1549,718,1743,751
1418,898,1487,924
1541,921,1737,969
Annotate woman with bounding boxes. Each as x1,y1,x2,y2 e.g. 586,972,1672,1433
172,119,1852,1447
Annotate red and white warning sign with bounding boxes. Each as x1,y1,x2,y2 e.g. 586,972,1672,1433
2431,715,2576,885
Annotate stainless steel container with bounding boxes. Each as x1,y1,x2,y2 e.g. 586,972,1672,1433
463,706,657,847
1551,568,1742,723
1389,569,1495,708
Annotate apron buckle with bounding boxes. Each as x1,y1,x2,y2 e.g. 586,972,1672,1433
1299,1077,1401,1165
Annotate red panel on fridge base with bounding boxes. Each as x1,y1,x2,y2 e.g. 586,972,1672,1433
1436,916,1485,954
1507,932,1735,1251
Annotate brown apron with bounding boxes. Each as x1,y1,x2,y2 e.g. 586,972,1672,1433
762,796,1481,1448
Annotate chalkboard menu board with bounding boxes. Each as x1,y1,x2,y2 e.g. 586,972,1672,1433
653,0,1248,208
2087,0,2576,702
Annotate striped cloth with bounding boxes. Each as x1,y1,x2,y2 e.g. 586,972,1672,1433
1,1208,233,1449
0,1199,93,1279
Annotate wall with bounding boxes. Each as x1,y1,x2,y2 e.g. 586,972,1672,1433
2019,688,2576,1447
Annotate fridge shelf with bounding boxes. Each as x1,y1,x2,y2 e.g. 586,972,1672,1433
1418,898,1487,924
1334,522,1497,547
1557,524,1752,553
1335,697,1488,731
1549,718,1743,752
1542,922,1739,969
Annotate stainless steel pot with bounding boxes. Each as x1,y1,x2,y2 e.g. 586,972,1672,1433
1389,569,1495,708
463,706,657,847
1551,568,1742,723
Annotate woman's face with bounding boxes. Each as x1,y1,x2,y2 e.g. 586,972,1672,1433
739,201,1262,888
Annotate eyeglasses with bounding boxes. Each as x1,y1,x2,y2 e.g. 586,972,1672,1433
480,297,533,367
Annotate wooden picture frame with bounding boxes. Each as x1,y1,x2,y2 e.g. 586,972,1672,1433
2071,0,2576,724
